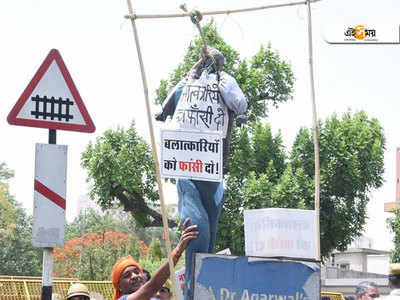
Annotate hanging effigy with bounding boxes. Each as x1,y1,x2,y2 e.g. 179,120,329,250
126,1,321,298
156,45,247,300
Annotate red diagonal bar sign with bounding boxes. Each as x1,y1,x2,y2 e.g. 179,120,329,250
34,179,66,210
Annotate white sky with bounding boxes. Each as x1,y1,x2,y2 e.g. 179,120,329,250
1,0,398,251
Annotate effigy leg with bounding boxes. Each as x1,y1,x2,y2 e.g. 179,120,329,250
192,180,224,253
177,179,210,300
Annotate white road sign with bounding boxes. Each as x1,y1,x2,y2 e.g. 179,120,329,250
32,143,67,247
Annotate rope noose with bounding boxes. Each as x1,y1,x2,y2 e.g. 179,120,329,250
180,4,218,73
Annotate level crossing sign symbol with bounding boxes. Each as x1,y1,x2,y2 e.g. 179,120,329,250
7,49,95,133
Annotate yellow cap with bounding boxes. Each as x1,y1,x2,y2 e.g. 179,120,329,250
164,279,171,290
389,264,400,275
67,283,90,299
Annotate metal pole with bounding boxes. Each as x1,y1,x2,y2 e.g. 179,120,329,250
41,248,54,300
306,0,321,261
41,129,57,300
126,0,179,297
79,208,86,278
49,129,56,144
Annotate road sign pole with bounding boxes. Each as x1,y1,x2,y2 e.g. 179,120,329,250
41,129,57,300
41,247,54,300
49,129,56,144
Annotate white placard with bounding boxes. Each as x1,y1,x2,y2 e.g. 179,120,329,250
160,129,223,182
244,208,317,260
32,143,67,247
324,24,400,44
175,267,185,300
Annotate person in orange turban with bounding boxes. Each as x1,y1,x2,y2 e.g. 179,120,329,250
111,219,198,300
112,256,144,300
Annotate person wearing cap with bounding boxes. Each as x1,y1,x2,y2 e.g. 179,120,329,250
355,281,379,300
155,46,247,300
152,280,172,300
66,283,90,300
111,218,198,300
387,263,400,299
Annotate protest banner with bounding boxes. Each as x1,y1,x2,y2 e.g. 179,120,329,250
192,253,320,300
244,208,317,260
160,129,223,182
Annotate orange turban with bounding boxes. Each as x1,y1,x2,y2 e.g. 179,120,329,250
111,255,142,300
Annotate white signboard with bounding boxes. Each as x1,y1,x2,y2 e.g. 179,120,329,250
32,143,67,247
244,208,317,260
160,129,223,182
324,24,400,44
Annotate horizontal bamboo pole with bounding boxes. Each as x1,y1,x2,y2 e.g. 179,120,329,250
124,0,321,20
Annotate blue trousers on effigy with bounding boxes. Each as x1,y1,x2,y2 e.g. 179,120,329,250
177,179,224,300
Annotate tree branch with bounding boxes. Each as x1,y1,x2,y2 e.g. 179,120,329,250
111,185,177,228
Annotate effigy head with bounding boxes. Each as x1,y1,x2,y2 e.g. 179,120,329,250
200,46,226,70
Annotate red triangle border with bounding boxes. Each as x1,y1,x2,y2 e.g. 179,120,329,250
7,49,95,133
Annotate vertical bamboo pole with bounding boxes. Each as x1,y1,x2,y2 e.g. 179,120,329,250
306,0,321,261
125,0,179,297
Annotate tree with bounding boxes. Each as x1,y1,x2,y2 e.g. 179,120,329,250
155,21,294,123
0,162,42,276
81,122,178,228
218,112,385,257
54,231,134,280
65,208,132,241
388,210,400,263
216,123,308,254
291,111,385,257
0,163,15,242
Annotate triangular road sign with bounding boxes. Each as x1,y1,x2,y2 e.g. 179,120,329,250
7,49,95,133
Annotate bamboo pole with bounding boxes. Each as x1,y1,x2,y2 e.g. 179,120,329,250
306,0,321,261
125,0,320,20
125,0,179,298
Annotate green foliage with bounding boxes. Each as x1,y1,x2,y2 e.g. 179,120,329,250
290,111,385,257
0,163,15,241
218,112,385,257
148,237,164,262
388,210,400,263
217,124,305,254
60,207,182,280
66,208,133,241
81,121,178,228
54,231,133,280
155,21,294,122
0,163,42,276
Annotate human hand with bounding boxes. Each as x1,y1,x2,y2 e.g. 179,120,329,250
236,114,247,127
175,218,198,256
155,111,165,121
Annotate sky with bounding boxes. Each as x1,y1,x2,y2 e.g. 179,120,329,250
1,0,399,251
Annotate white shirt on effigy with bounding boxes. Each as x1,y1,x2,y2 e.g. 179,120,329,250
171,71,229,137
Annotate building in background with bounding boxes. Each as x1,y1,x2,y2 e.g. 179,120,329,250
322,236,390,297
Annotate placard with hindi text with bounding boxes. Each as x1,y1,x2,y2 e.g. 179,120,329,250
160,129,223,182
